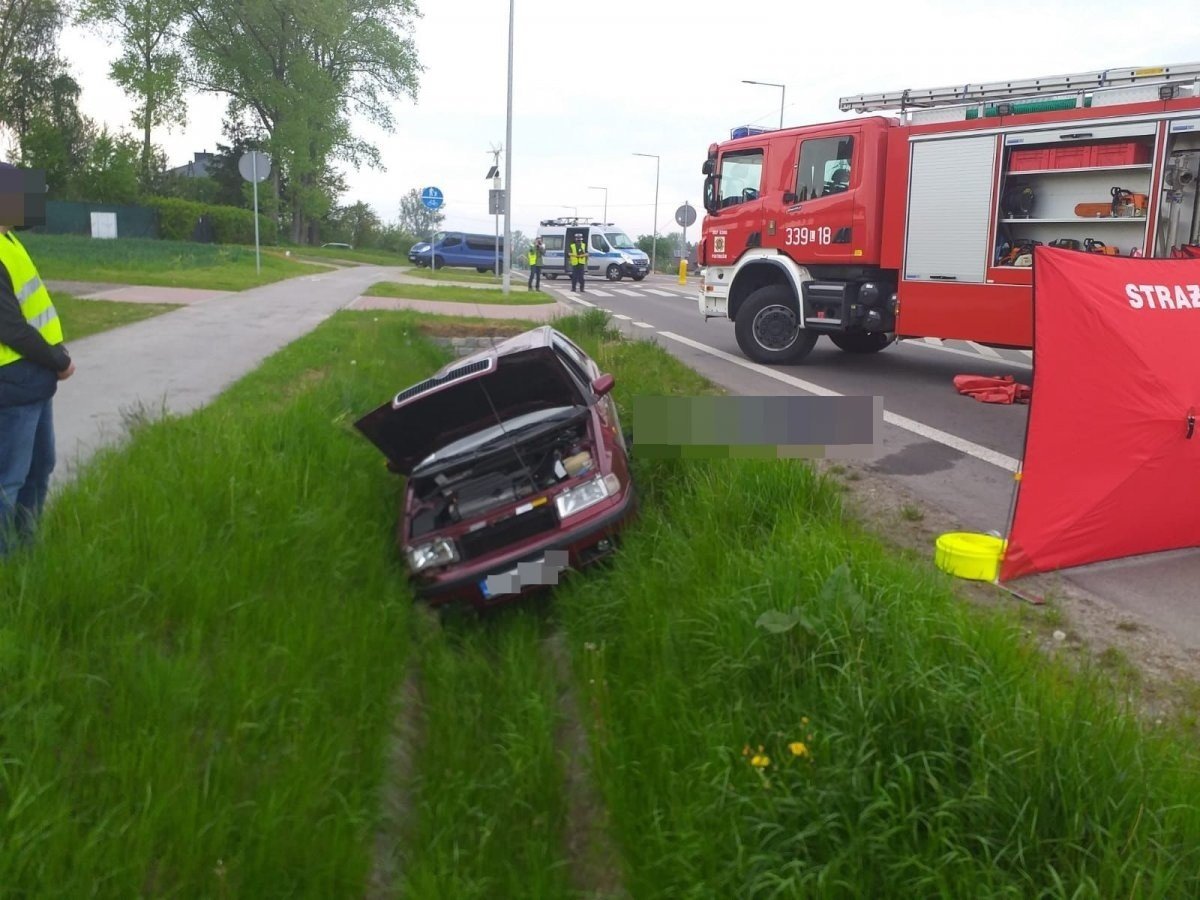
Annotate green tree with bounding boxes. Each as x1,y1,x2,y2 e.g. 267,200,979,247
0,0,70,143
16,73,92,196
181,0,424,244
75,129,142,203
76,0,189,187
396,187,443,240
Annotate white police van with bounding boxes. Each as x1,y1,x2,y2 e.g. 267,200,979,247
536,218,650,282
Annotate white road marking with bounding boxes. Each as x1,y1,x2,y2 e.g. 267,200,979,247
588,289,613,297
612,314,632,321
568,296,596,308
645,289,678,297
967,340,1004,359
902,339,1031,370
1019,349,1034,358
633,321,654,328
656,331,1021,473
923,337,944,345
614,289,641,297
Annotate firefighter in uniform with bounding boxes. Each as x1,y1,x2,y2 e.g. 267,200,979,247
568,232,588,293
0,164,74,557
527,237,544,291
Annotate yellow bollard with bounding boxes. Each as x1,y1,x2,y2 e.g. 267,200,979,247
678,259,688,284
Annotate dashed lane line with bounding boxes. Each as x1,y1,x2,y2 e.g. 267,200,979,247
633,321,654,328
656,331,1021,473
902,339,1031,370
967,340,1005,359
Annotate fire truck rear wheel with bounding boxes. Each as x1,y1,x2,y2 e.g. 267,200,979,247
828,333,896,354
735,285,818,364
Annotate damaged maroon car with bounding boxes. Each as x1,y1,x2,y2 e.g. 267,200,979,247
354,326,636,608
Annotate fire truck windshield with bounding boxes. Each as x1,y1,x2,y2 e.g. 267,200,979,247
717,149,764,209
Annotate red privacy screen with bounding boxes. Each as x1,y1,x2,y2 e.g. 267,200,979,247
1000,246,1200,581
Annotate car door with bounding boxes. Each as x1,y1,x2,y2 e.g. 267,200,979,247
775,130,860,265
589,233,610,275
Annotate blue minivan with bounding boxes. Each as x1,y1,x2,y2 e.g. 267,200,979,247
407,231,507,273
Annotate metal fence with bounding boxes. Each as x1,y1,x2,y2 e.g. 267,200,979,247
41,200,159,239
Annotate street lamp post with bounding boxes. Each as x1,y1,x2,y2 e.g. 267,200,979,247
502,0,514,293
588,185,608,225
742,79,786,129
633,152,659,274
558,205,578,220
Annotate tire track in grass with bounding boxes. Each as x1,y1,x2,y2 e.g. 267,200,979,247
543,630,630,899
364,604,437,900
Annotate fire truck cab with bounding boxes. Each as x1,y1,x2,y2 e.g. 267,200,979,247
698,62,1200,364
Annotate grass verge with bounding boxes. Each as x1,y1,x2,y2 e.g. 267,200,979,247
365,281,555,305
547,315,1200,897
55,292,181,340
0,311,445,896
7,305,1200,897
403,267,509,285
272,245,410,267
23,233,327,290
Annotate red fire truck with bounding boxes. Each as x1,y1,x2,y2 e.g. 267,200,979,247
696,63,1200,363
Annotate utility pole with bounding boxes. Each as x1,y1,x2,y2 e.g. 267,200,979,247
488,145,502,277
502,0,515,294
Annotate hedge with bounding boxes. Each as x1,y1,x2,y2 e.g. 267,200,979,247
144,197,279,245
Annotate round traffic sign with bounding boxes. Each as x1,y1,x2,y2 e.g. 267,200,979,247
238,150,272,183
675,203,697,228
421,186,444,210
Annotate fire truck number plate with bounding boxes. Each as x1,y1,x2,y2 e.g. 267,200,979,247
785,226,832,246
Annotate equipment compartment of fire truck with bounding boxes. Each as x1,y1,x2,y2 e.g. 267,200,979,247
697,62,1200,364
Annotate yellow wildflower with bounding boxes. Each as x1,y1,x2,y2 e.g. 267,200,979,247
750,753,770,768
801,716,810,726
789,741,809,758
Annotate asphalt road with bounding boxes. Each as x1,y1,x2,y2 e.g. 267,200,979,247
555,270,1200,651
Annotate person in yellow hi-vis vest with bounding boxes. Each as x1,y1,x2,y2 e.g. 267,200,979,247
527,237,544,291
568,232,588,293
0,162,75,557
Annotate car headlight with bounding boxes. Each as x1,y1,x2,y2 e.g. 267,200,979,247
555,473,620,519
406,538,459,572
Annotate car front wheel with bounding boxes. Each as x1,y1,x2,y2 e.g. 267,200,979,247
606,264,622,281
734,284,818,364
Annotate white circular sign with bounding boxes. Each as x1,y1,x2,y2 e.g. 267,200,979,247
238,151,272,183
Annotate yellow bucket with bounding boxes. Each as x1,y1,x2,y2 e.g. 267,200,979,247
934,532,1006,582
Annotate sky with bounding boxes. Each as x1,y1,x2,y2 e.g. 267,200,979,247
58,0,1200,244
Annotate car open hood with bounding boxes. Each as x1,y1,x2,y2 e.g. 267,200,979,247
354,343,591,475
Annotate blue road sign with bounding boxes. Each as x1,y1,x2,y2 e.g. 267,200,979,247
421,186,444,210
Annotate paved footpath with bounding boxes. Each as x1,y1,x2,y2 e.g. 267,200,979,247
46,268,569,487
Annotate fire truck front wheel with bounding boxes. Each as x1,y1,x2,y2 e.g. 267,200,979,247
829,333,895,354
735,285,818,364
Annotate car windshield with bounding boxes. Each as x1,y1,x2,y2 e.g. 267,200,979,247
605,232,637,250
414,406,582,473
431,232,446,244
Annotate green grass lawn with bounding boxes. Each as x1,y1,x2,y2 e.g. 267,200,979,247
54,292,181,340
274,245,411,267
404,266,511,285
4,307,1200,896
365,281,556,305
23,233,327,290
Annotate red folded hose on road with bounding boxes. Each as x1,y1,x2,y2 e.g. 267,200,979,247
953,374,1032,405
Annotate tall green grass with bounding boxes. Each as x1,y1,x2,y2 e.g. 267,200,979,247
549,317,1200,897
23,233,326,290
0,312,445,896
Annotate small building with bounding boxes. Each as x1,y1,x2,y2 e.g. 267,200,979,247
166,151,216,179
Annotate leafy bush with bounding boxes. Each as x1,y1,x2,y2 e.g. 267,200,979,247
144,196,278,245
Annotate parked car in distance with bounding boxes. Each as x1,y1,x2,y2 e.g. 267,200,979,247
321,242,353,250
407,231,506,273
354,326,637,609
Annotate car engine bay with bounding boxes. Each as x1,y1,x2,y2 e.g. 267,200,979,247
407,415,595,538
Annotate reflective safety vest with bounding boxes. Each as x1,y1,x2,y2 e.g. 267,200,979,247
0,231,63,367
569,241,588,266
527,245,541,265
